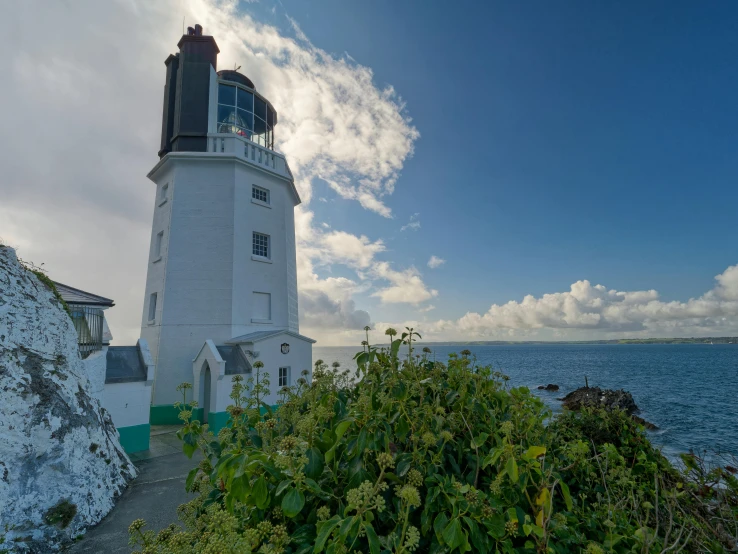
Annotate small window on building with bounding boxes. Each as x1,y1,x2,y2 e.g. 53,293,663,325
252,185,269,204
253,232,270,258
160,183,169,204
252,292,271,321
148,292,157,322
279,366,290,387
155,231,164,258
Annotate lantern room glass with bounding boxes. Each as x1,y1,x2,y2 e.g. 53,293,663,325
217,82,275,149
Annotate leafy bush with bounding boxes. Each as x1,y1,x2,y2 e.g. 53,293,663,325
44,499,77,529
130,332,737,553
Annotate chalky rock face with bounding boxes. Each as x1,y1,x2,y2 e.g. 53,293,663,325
0,247,136,552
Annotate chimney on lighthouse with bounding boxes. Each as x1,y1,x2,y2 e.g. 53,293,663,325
158,24,219,157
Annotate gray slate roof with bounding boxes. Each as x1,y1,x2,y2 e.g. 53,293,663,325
106,346,147,383
215,346,253,375
54,282,114,307
226,329,316,345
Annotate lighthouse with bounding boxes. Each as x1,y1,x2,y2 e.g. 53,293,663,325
141,25,314,430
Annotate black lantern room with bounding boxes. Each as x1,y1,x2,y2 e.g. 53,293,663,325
158,25,278,158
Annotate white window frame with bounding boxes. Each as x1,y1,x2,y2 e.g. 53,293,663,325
251,185,270,208
252,231,271,262
278,366,291,387
159,183,169,206
148,292,157,323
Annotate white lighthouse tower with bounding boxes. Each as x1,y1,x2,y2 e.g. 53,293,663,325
141,25,314,430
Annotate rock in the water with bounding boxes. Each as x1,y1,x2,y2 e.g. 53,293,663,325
632,415,659,430
561,386,657,429
561,386,639,414
537,384,560,391
0,247,136,552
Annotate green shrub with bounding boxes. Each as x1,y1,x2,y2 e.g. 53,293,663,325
129,332,737,553
44,499,77,529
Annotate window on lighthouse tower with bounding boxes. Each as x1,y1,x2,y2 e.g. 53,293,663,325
252,185,269,204
148,293,157,323
253,232,270,259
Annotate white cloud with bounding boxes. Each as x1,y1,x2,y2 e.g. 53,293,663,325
419,264,738,340
297,212,436,308
296,255,371,332
318,231,386,270
195,8,421,216
369,262,438,305
323,178,393,218
713,264,738,301
427,255,446,268
400,213,420,231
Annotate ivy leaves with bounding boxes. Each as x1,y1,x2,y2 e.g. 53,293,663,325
132,344,724,554
253,475,269,510
282,487,305,518
304,447,324,480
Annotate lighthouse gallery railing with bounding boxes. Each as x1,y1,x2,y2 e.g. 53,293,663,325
208,133,292,179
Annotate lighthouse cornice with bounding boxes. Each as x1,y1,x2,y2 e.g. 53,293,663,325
147,147,302,206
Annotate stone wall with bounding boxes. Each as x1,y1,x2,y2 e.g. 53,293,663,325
0,246,136,552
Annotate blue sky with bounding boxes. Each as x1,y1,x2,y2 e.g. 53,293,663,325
3,0,738,344
268,1,738,337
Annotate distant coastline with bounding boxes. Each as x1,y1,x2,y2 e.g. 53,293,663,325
409,336,738,346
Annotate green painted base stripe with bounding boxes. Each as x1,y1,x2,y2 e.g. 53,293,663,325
150,405,204,425
208,411,231,434
118,424,150,453
149,404,180,425
150,404,281,431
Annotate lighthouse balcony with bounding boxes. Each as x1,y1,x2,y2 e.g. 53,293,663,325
208,133,293,181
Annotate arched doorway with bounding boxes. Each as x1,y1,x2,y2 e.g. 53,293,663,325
200,361,211,423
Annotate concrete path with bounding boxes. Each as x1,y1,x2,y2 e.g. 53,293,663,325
67,427,201,553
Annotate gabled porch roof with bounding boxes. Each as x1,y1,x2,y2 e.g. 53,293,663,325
225,329,316,345
53,281,114,307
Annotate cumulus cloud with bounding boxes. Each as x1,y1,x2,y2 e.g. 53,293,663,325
323,178,394,218
400,213,421,232
296,255,371,332
713,264,738,301
369,262,438,305
0,0,424,344
427,255,446,268
296,211,437,309
422,264,738,340
318,231,386,269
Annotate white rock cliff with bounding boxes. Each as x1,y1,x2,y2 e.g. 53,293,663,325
0,246,136,552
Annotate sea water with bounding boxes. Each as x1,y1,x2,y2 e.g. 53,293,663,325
313,343,738,459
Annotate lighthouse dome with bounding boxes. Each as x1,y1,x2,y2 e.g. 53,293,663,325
217,70,255,90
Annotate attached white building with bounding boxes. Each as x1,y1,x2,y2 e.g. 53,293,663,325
54,283,154,453
140,25,314,430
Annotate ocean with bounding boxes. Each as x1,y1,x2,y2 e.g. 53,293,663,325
313,343,738,459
